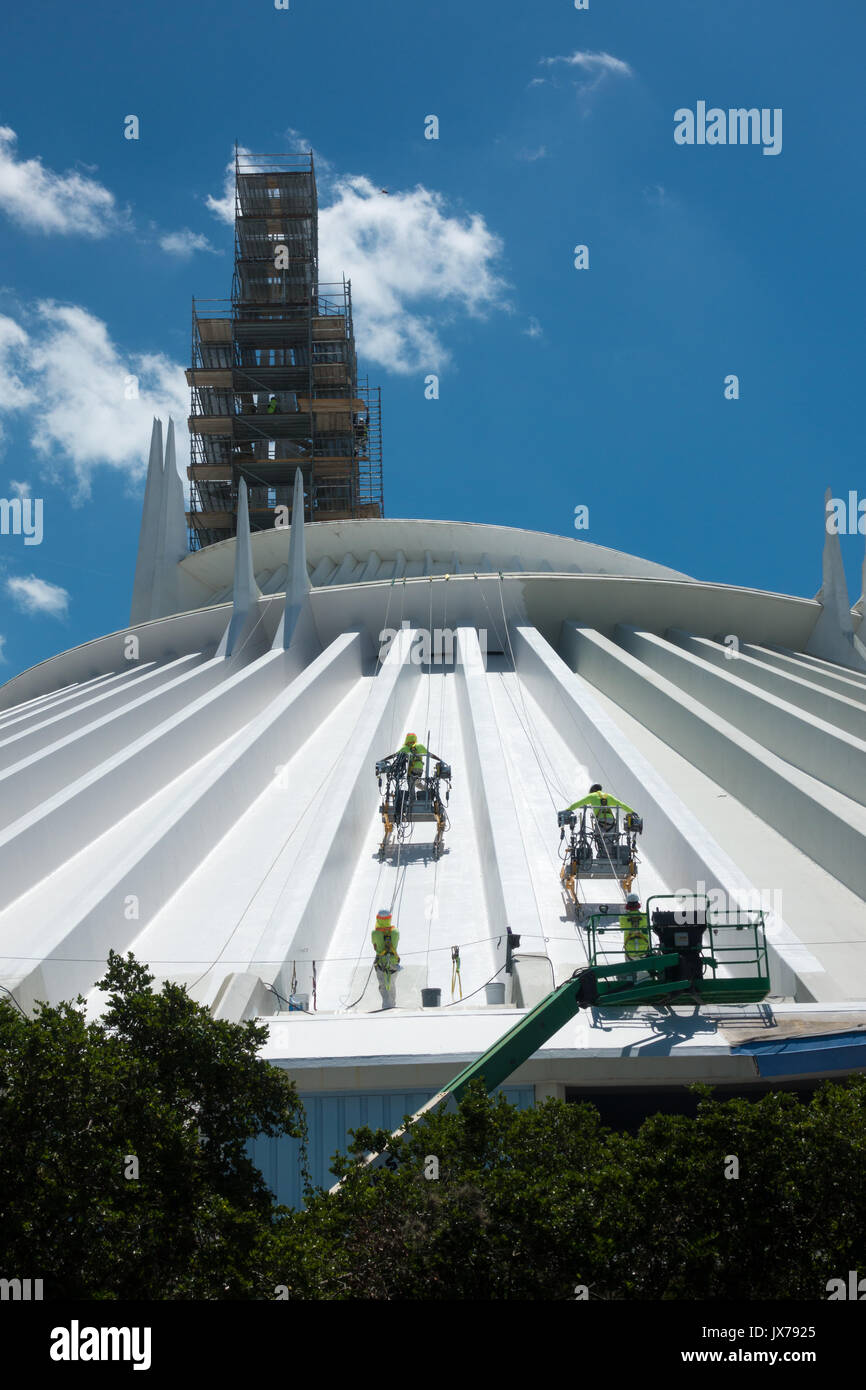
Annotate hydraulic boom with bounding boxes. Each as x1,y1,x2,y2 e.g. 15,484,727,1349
330,895,770,1189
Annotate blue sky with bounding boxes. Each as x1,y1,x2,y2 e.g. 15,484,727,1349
0,0,864,679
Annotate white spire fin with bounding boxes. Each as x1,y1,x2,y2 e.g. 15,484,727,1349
806,487,866,671
216,480,263,658
852,523,866,623
129,418,164,625
272,468,318,657
152,416,189,620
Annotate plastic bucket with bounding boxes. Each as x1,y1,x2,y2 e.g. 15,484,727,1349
485,982,506,1005
421,987,441,1008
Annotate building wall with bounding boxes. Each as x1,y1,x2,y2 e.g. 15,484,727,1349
250,1085,535,1209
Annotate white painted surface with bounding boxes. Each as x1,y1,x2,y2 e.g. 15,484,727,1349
0,515,862,1088
176,517,697,615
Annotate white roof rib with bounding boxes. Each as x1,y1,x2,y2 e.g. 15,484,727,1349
2,498,865,1054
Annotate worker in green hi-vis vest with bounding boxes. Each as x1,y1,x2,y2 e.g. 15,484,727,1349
398,732,427,778
619,892,651,960
372,909,400,988
561,782,636,831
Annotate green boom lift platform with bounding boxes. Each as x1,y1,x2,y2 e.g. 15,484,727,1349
334,895,770,1186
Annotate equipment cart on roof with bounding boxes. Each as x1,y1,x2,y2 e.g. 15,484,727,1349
375,749,452,860
558,803,644,901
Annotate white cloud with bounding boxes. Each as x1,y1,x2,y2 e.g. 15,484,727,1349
523,317,543,339
0,127,128,237
541,51,633,77
6,574,69,618
283,127,312,149
0,304,188,496
158,228,220,258
515,145,548,162
9,479,30,497
0,316,37,411
281,127,332,179
206,147,249,225
205,146,511,373
535,50,634,107
0,316,37,450
318,176,510,374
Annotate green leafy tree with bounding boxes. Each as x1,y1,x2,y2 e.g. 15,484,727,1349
273,1083,633,1299
5,955,866,1302
0,952,305,1299
277,1077,866,1300
621,1081,866,1299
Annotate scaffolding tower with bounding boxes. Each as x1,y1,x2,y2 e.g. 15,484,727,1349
186,149,384,550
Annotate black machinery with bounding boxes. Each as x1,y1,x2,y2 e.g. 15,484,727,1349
558,803,644,902
375,747,452,859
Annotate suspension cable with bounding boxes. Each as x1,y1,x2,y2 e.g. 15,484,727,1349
339,575,408,1005
495,572,635,911
493,572,564,812
425,575,450,985
187,736,347,997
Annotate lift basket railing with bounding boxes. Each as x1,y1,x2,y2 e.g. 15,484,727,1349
582,894,771,1005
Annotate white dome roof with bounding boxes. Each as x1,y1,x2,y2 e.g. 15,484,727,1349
1,449,865,1101
174,516,695,614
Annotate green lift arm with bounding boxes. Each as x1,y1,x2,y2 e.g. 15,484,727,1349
430,956,681,1107
332,897,770,1188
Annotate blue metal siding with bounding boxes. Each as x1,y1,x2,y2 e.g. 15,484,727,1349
250,1085,535,1210
731,1030,866,1079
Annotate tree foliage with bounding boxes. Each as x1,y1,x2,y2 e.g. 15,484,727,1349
277,1078,866,1300
0,952,305,1299
3,956,865,1300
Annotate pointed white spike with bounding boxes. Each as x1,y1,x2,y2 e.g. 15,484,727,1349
820,487,853,633
234,479,259,600
151,417,190,620
853,524,866,621
130,418,165,625
163,418,188,562
216,480,262,658
806,487,866,670
287,467,310,602
272,468,318,655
